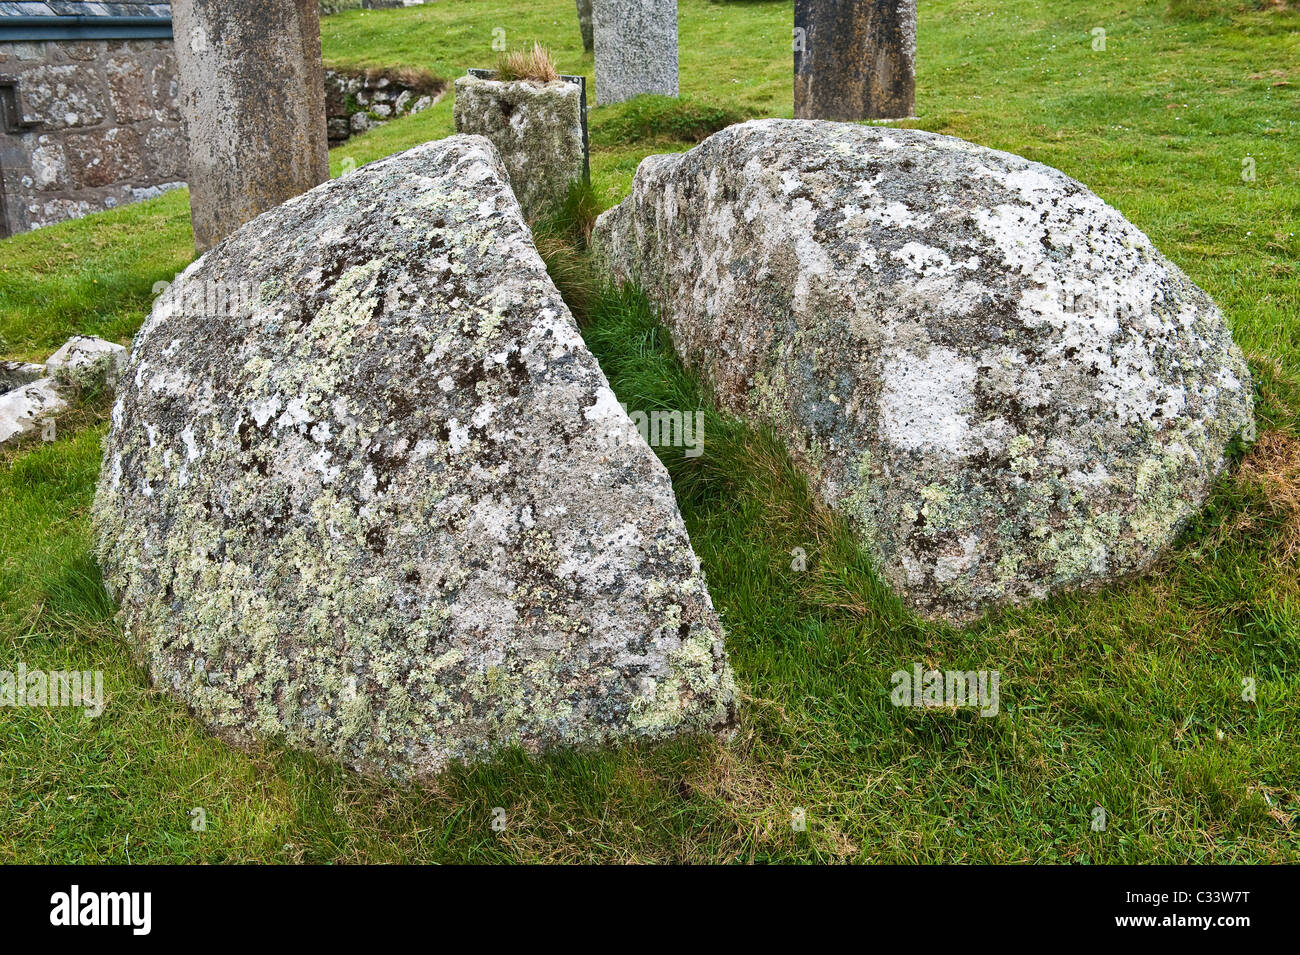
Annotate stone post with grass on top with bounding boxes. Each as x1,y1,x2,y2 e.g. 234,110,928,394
454,42,589,223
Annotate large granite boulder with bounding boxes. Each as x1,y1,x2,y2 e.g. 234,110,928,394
593,119,1255,622
93,135,735,780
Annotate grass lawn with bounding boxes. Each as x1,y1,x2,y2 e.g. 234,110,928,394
0,0,1297,863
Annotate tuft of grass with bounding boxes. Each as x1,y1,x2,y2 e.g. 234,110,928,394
536,176,601,247
1227,430,1300,561
530,179,602,320
495,41,560,83
532,229,597,321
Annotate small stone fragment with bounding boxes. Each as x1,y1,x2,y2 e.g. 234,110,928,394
0,361,45,393
45,335,128,393
0,378,66,447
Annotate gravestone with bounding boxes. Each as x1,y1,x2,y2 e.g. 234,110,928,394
171,0,330,252
576,0,595,52
593,0,678,105
794,0,915,120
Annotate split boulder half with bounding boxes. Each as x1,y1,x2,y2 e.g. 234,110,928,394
94,135,735,780
593,119,1255,622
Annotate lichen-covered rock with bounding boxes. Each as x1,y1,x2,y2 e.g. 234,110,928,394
94,135,735,780
453,74,585,222
46,335,128,393
593,119,1255,622
0,378,65,447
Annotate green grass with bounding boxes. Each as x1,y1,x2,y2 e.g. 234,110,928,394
1,0,1297,862
0,190,193,361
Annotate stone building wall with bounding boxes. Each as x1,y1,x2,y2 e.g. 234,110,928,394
0,37,186,236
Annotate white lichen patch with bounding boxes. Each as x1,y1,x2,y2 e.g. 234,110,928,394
592,119,1255,622
93,136,735,782
879,346,977,458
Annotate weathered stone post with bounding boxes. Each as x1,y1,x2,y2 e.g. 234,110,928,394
592,0,678,106
171,0,330,252
576,0,594,53
453,72,588,222
794,0,915,121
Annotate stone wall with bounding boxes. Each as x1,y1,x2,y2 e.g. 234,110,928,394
0,38,186,237
324,67,442,145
